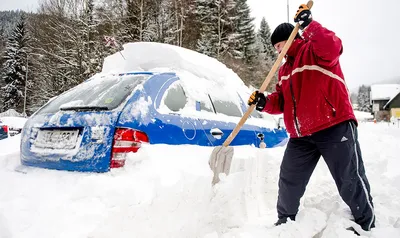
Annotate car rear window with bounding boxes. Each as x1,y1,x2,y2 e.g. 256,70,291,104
37,74,150,114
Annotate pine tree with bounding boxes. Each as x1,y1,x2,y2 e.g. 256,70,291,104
230,0,256,63
357,85,371,112
195,0,218,57
250,17,278,91
257,17,276,63
1,14,29,113
197,24,218,57
195,0,235,58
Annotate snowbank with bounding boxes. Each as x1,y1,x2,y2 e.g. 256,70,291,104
1,122,400,237
0,109,23,118
354,110,374,121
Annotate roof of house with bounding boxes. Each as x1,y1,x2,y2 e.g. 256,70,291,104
384,91,400,109
370,84,400,101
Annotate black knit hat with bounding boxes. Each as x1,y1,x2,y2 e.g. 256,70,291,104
271,23,301,46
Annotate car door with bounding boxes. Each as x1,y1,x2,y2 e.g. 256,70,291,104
195,90,259,147
151,79,212,146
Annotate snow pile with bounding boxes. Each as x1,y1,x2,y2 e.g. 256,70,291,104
1,119,400,237
101,42,245,89
0,109,23,118
354,110,374,121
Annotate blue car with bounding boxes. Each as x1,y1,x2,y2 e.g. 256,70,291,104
20,71,288,172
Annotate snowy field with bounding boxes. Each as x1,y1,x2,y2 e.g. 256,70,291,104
0,112,400,238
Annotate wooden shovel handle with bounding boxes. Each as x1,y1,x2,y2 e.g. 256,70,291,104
222,1,314,147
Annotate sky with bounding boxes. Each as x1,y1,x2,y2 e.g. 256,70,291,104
1,0,400,91
0,0,38,13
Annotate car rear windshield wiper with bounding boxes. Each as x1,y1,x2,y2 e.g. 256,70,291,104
60,106,110,111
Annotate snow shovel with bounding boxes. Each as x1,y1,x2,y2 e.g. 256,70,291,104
209,0,314,185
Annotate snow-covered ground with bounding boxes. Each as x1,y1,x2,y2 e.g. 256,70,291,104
0,111,399,238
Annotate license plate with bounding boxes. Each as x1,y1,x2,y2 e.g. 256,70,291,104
34,130,79,149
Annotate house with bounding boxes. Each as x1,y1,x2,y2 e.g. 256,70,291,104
383,91,400,118
370,84,400,121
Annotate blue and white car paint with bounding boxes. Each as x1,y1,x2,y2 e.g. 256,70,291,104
21,49,288,173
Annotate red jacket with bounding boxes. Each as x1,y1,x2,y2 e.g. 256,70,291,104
263,21,356,138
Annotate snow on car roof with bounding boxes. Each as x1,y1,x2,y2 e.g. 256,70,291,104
100,42,278,129
101,42,245,90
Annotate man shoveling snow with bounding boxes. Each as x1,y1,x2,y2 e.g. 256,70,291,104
248,3,375,234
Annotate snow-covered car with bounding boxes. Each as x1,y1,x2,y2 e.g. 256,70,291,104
0,116,26,140
20,42,288,172
0,119,8,140
0,116,27,138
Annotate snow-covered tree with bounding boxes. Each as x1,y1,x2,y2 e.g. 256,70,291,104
257,17,276,63
195,0,217,56
0,0,266,114
247,17,278,91
230,0,256,63
158,0,184,46
197,24,218,57
195,0,234,58
121,0,158,43
27,0,104,111
1,14,29,113
78,0,108,77
357,85,371,112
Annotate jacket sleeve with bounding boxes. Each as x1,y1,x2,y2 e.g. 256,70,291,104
302,20,343,67
262,82,284,115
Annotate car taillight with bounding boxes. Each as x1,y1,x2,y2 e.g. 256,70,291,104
110,128,149,168
2,125,8,133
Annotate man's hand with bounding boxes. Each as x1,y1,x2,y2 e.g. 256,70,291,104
294,4,313,29
248,91,267,111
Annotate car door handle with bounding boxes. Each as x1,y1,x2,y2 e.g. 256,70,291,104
210,128,223,138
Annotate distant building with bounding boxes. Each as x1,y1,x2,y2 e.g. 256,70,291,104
383,91,400,118
370,84,400,121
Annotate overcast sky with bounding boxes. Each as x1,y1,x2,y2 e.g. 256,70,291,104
1,0,399,91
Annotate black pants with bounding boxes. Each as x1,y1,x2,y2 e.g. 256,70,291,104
277,120,375,231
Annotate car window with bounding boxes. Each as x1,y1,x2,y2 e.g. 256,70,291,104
200,95,214,113
251,109,263,118
209,97,242,117
163,83,187,112
37,74,149,114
